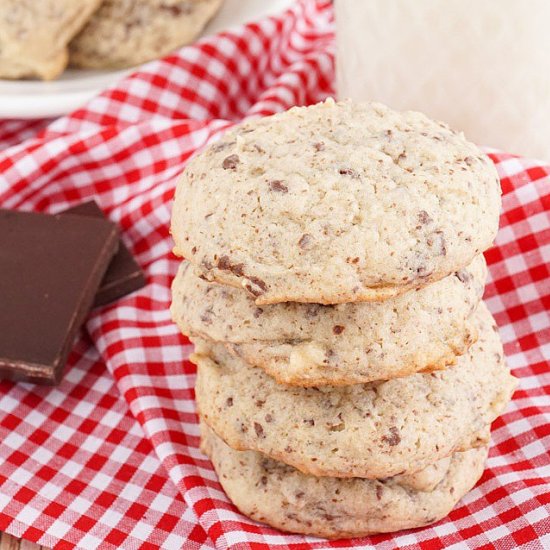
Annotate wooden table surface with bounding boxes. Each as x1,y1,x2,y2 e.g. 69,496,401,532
0,533,45,550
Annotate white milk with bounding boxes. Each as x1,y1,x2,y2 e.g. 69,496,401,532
336,0,550,160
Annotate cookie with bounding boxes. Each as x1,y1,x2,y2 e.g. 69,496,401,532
201,422,489,538
172,255,486,386
0,51,67,82
171,99,501,305
194,303,516,478
0,0,101,80
69,0,223,69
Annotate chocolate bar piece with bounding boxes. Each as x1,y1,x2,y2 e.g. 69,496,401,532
0,209,119,384
62,201,146,306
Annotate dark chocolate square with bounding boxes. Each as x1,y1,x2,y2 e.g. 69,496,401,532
0,209,119,384
61,201,146,306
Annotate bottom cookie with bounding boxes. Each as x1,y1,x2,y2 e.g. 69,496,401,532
201,422,488,539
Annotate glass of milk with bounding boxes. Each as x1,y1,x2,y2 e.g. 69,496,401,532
336,0,550,160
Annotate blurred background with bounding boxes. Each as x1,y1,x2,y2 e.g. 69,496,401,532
337,0,550,160
1,0,548,160
0,0,293,118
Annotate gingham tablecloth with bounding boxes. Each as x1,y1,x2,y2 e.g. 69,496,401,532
0,1,548,548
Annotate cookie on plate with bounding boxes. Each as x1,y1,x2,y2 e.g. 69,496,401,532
172,255,486,386
201,422,489,538
69,0,223,69
172,98,501,305
0,0,102,80
194,303,516,479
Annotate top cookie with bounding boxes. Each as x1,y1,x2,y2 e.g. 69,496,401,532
0,0,102,80
172,99,501,305
69,0,223,69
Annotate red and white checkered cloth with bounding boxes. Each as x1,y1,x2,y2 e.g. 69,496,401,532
0,1,549,548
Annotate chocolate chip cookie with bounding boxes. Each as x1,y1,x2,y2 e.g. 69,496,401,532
172,255,486,386
0,0,101,80
195,303,516,479
70,0,223,69
172,99,501,304
201,422,489,538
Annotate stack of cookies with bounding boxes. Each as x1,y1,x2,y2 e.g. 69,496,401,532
170,99,517,538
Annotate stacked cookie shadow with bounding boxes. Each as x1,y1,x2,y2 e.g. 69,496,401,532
170,99,517,538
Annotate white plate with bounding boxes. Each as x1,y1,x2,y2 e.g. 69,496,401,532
0,0,295,119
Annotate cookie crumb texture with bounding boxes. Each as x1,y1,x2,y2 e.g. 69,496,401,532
172,99,501,305
201,422,489,538
172,255,487,385
195,303,516,479
70,0,223,69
